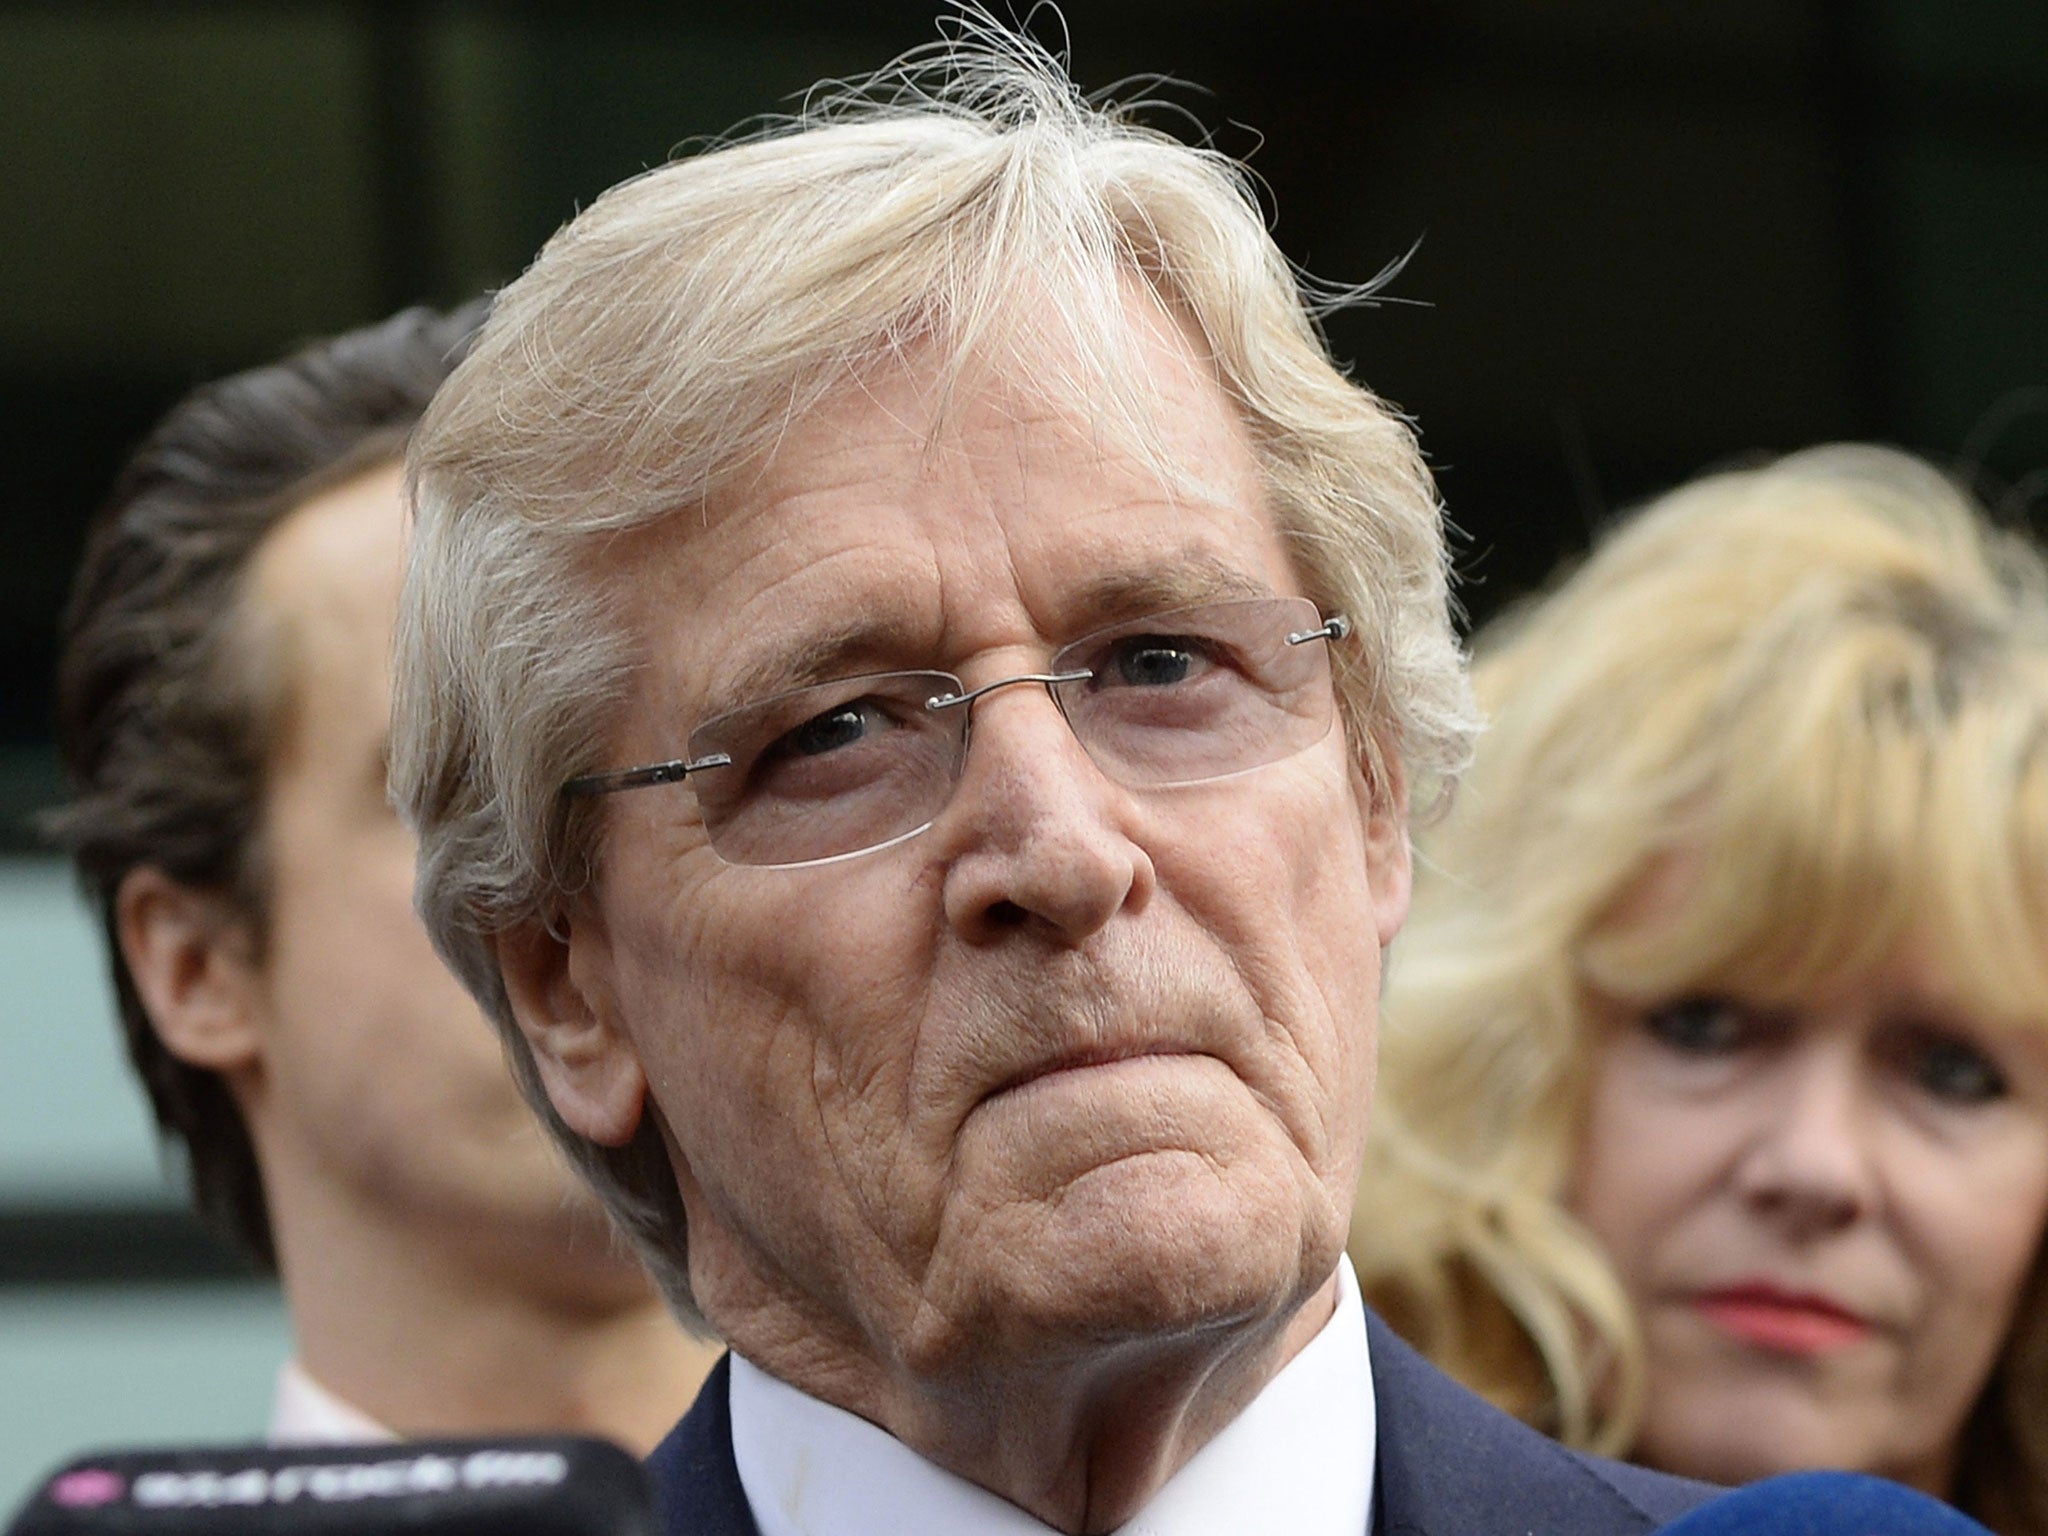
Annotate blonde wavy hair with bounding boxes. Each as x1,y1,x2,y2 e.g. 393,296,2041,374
1349,443,2048,1533
391,28,1477,1330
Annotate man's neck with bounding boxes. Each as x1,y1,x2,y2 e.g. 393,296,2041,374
272,1192,715,1455
729,1270,1341,1535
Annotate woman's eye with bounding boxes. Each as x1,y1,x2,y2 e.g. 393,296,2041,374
1640,996,1753,1056
1903,1030,2008,1106
1104,636,1205,688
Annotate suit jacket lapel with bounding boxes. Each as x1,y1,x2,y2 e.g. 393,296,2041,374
1366,1311,1694,1536
647,1355,760,1536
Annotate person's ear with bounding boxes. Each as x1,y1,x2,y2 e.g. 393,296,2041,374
1356,744,1413,950
494,907,647,1148
115,866,267,1073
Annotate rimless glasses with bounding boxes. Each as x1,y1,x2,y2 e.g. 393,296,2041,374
561,595,1350,869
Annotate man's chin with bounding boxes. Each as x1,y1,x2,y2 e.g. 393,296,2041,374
908,1147,1327,1375
959,1050,1292,1188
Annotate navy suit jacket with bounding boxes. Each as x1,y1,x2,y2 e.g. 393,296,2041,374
646,1311,1716,1535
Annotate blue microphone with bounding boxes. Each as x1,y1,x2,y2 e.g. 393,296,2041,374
5,1437,656,1535
1654,1471,1989,1534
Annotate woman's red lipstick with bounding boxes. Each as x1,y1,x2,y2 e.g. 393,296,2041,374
1693,1282,1873,1355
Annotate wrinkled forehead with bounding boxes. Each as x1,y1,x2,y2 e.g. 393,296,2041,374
601,291,1308,714
775,272,1274,528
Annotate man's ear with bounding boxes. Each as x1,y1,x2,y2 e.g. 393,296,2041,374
1356,747,1413,950
115,866,266,1074
494,909,647,1148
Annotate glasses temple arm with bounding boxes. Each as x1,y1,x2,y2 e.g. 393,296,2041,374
561,751,734,799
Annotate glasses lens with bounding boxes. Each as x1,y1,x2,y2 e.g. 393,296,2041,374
1050,597,1338,787
687,671,964,866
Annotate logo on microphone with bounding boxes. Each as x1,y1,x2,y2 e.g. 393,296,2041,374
127,1449,570,1509
49,1469,126,1508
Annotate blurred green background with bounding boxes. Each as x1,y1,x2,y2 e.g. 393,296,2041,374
1,0,2042,1513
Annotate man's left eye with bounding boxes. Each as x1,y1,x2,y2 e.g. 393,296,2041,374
1103,637,1205,688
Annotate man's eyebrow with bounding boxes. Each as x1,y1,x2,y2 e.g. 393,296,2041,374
701,562,1275,712
1065,560,1275,625
707,617,927,714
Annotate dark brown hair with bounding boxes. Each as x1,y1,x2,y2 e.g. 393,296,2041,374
46,302,485,1270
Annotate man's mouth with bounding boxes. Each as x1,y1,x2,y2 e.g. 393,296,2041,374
1691,1281,1874,1356
984,1045,1205,1102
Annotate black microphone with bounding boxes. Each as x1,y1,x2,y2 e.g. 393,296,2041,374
1654,1471,1989,1533
6,1438,656,1536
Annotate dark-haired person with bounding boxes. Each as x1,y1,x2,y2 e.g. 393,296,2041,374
1351,445,2048,1534
49,305,720,1448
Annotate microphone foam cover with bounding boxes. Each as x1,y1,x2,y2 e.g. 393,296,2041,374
1654,1471,1989,1534
6,1437,657,1536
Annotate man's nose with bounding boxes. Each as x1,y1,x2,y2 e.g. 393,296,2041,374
936,680,1156,946
1731,1046,1881,1241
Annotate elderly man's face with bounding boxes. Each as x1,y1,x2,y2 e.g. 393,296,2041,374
525,293,1409,1384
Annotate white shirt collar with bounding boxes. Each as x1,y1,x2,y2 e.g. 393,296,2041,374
729,1257,1376,1536
266,1360,398,1446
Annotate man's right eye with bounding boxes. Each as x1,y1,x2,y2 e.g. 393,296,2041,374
768,700,887,761
1640,995,1754,1056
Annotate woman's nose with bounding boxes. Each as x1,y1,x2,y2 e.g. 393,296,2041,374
1731,1046,1881,1241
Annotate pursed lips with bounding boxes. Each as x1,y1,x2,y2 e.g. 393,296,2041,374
982,1043,1212,1103
1687,1278,1880,1357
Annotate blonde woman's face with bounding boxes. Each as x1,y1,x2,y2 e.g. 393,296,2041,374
1570,939,2048,1498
